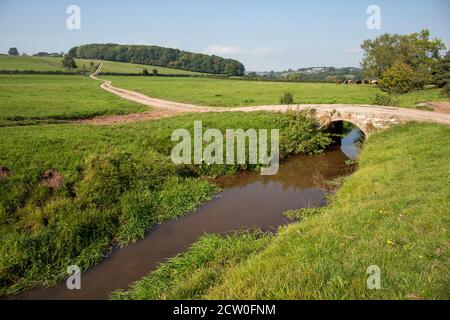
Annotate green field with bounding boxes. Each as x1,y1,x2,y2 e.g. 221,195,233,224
0,56,202,75
113,122,450,300
105,76,448,108
0,75,147,126
0,56,95,72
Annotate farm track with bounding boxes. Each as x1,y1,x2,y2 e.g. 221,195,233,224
84,63,450,126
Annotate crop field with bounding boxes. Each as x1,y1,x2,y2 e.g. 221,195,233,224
105,76,446,108
0,56,202,75
0,75,146,126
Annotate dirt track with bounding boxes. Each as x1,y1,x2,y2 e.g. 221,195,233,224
85,63,450,126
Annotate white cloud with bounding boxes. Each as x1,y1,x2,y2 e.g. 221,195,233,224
204,44,242,55
203,45,284,57
249,47,284,56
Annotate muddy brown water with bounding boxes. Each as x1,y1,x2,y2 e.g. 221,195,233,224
10,129,363,300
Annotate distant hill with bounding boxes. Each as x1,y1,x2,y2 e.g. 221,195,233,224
246,66,362,82
282,66,362,82
0,55,202,75
68,44,245,76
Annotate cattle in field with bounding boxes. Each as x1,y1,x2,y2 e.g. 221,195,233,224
363,80,370,85
336,80,342,84
356,80,362,85
370,80,379,85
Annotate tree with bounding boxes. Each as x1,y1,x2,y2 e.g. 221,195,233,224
61,54,77,70
379,61,416,94
8,47,19,56
431,51,450,88
142,68,150,76
152,68,158,76
68,44,245,75
361,30,446,87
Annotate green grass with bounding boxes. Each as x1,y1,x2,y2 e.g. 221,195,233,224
112,231,273,300
0,56,201,75
104,76,448,108
0,111,330,295
0,75,147,126
115,122,450,300
0,56,95,72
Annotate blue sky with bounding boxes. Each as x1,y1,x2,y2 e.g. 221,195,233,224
0,0,449,71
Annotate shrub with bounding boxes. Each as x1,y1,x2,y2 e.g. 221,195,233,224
279,92,294,105
379,61,417,94
142,68,150,76
432,51,450,88
372,92,399,107
440,82,450,97
277,110,333,156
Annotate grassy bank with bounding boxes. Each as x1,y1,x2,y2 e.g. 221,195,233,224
113,122,450,300
0,111,331,295
0,75,147,126
104,76,448,108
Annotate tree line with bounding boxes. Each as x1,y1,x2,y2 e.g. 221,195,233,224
68,44,245,76
361,29,448,95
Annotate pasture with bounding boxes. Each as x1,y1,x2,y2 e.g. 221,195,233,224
0,75,146,126
0,56,201,75
105,76,446,108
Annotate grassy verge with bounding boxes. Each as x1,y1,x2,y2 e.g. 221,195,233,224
116,122,450,300
0,75,147,126
104,76,448,108
0,111,331,295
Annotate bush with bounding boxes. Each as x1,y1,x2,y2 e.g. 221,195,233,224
142,68,150,76
279,92,294,105
432,51,450,88
372,92,399,107
277,110,333,156
441,82,450,97
379,61,417,94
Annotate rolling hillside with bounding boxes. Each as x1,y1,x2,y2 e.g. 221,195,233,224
0,56,202,75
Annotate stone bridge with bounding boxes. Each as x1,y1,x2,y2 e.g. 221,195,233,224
233,104,450,136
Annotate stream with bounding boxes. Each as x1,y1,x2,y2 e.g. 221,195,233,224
12,128,364,300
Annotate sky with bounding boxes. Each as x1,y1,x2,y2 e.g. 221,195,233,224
0,0,449,71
